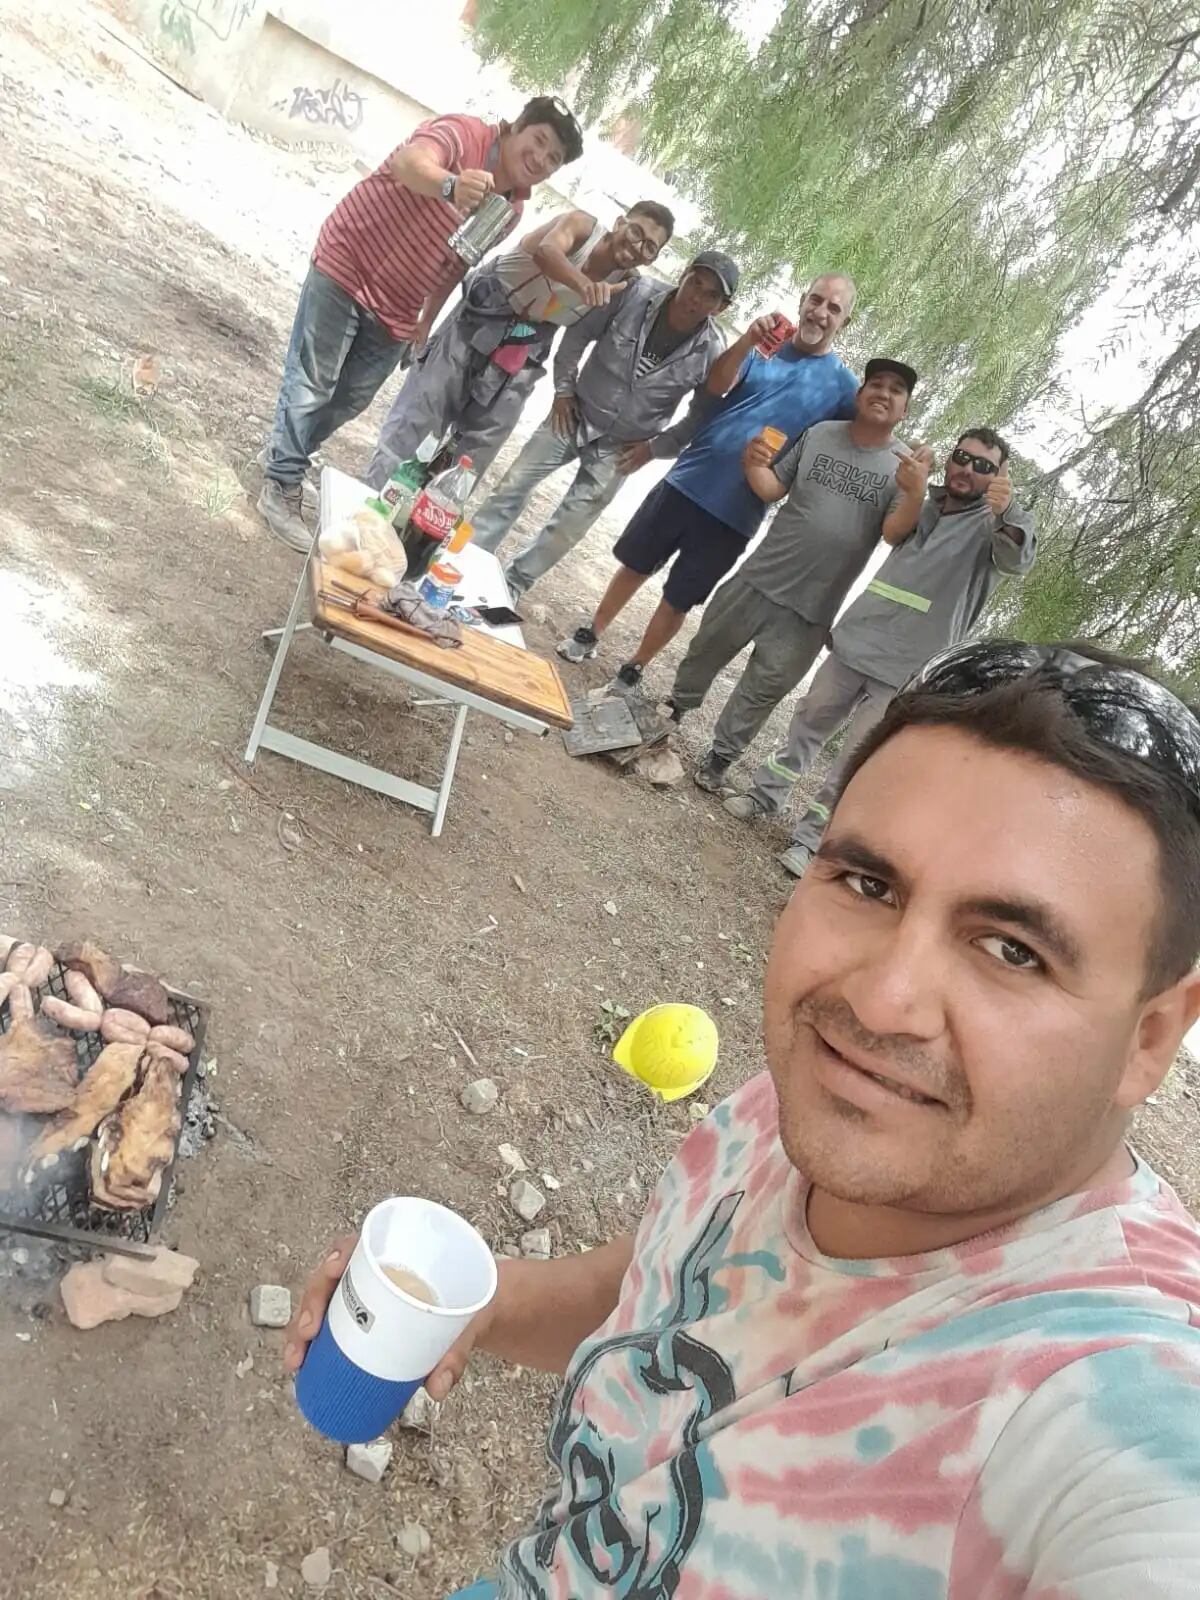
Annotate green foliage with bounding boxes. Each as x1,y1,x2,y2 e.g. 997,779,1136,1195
478,0,1200,668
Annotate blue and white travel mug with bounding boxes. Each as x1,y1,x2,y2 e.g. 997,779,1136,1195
294,1196,497,1444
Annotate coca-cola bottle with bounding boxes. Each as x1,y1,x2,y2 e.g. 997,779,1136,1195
403,455,477,580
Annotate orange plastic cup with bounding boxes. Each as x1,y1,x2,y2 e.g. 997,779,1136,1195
759,427,787,453
444,520,474,555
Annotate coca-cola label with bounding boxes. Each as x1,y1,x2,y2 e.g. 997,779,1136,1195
411,492,457,539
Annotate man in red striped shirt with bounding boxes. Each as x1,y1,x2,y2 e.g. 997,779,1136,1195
258,97,583,551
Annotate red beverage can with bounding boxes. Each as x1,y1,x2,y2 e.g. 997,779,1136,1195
755,312,796,357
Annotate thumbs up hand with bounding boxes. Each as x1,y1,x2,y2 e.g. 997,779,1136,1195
986,459,1013,519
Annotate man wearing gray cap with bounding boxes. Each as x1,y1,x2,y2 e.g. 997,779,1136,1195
471,252,737,598
671,358,929,793
558,269,859,689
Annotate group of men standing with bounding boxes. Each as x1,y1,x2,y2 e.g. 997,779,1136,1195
257,95,1038,874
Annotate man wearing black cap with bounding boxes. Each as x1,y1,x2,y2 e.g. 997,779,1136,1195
671,358,927,792
724,421,1037,877
471,252,735,596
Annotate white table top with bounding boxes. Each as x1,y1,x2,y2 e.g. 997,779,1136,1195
320,466,525,650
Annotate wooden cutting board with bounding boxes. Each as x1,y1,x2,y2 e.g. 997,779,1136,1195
308,561,574,730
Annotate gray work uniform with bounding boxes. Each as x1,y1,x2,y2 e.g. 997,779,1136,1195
748,485,1039,846
672,421,900,764
472,280,725,595
365,222,619,487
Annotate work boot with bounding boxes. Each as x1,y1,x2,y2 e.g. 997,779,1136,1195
692,752,730,792
256,447,318,511
722,791,769,822
778,842,815,878
556,624,599,662
257,478,313,553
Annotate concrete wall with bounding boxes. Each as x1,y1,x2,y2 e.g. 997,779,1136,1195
112,0,270,114
226,12,431,160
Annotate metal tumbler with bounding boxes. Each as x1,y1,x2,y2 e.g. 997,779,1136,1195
447,193,517,266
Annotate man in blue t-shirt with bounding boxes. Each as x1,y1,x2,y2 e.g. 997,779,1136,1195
556,273,859,691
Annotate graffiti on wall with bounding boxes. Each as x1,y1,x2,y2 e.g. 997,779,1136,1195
159,0,255,51
181,0,256,42
159,2,196,52
276,79,367,132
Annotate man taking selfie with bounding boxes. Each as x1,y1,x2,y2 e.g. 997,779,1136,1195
288,638,1200,1597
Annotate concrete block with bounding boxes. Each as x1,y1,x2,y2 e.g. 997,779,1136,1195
249,1284,292,1328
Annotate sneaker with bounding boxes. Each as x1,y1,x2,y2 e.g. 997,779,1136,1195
722,791,768,822
556,625,599,663
614,662,643,691
257,478,313,553
778,843,815,878
659,697,684,724
256,448,317,511
693,752,730,793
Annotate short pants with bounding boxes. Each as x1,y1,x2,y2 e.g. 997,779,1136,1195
612,480,746,611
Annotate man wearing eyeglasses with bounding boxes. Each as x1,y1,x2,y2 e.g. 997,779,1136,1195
257,96,583,553
364,201,675,489
724,427,1036,875
287,639,1200,1598
468,253,737,596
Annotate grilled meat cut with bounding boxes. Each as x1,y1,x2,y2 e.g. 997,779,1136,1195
0,1021,77,1113
104,971,172,1027
91,1055,181,1211
57,940,123,995
22,1043,143,1178
58,942,173,1025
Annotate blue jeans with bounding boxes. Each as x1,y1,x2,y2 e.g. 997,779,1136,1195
266,266,409,486
471,421,624,596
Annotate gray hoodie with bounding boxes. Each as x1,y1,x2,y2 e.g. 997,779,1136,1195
832,484,1038,687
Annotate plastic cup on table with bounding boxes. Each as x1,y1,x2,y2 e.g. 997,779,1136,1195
294,1196,497,1444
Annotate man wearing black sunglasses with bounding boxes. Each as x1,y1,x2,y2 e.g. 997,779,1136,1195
365,201,675,488
287,639,1200,1598
724,427,1036,875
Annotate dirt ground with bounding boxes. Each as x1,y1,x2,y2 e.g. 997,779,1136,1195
1,6,1198,1598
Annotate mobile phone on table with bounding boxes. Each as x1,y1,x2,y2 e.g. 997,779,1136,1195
476,603,523,627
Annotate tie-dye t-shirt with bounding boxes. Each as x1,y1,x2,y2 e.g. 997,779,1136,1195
485,1071,1200,1599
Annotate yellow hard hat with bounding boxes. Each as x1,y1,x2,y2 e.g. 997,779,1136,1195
612,1004,719,1102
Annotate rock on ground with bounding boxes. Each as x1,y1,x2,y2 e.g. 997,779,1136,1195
510,1178,546,1222
634,748,685,787
460,1078,499,1114
397,1521,431,1559
399,1386,441,1431
249,1284,292,1327
520,1228,551,1259
300,1546,332,1588
60,1261,183,1330
346,1438,393,1483
103,1246,199,1298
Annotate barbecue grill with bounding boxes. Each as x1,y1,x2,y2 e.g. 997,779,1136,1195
0,957,209,1251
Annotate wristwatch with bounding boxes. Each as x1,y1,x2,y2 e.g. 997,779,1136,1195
441,174,456,203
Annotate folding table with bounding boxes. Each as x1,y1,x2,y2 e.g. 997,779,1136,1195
245,467,573,836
